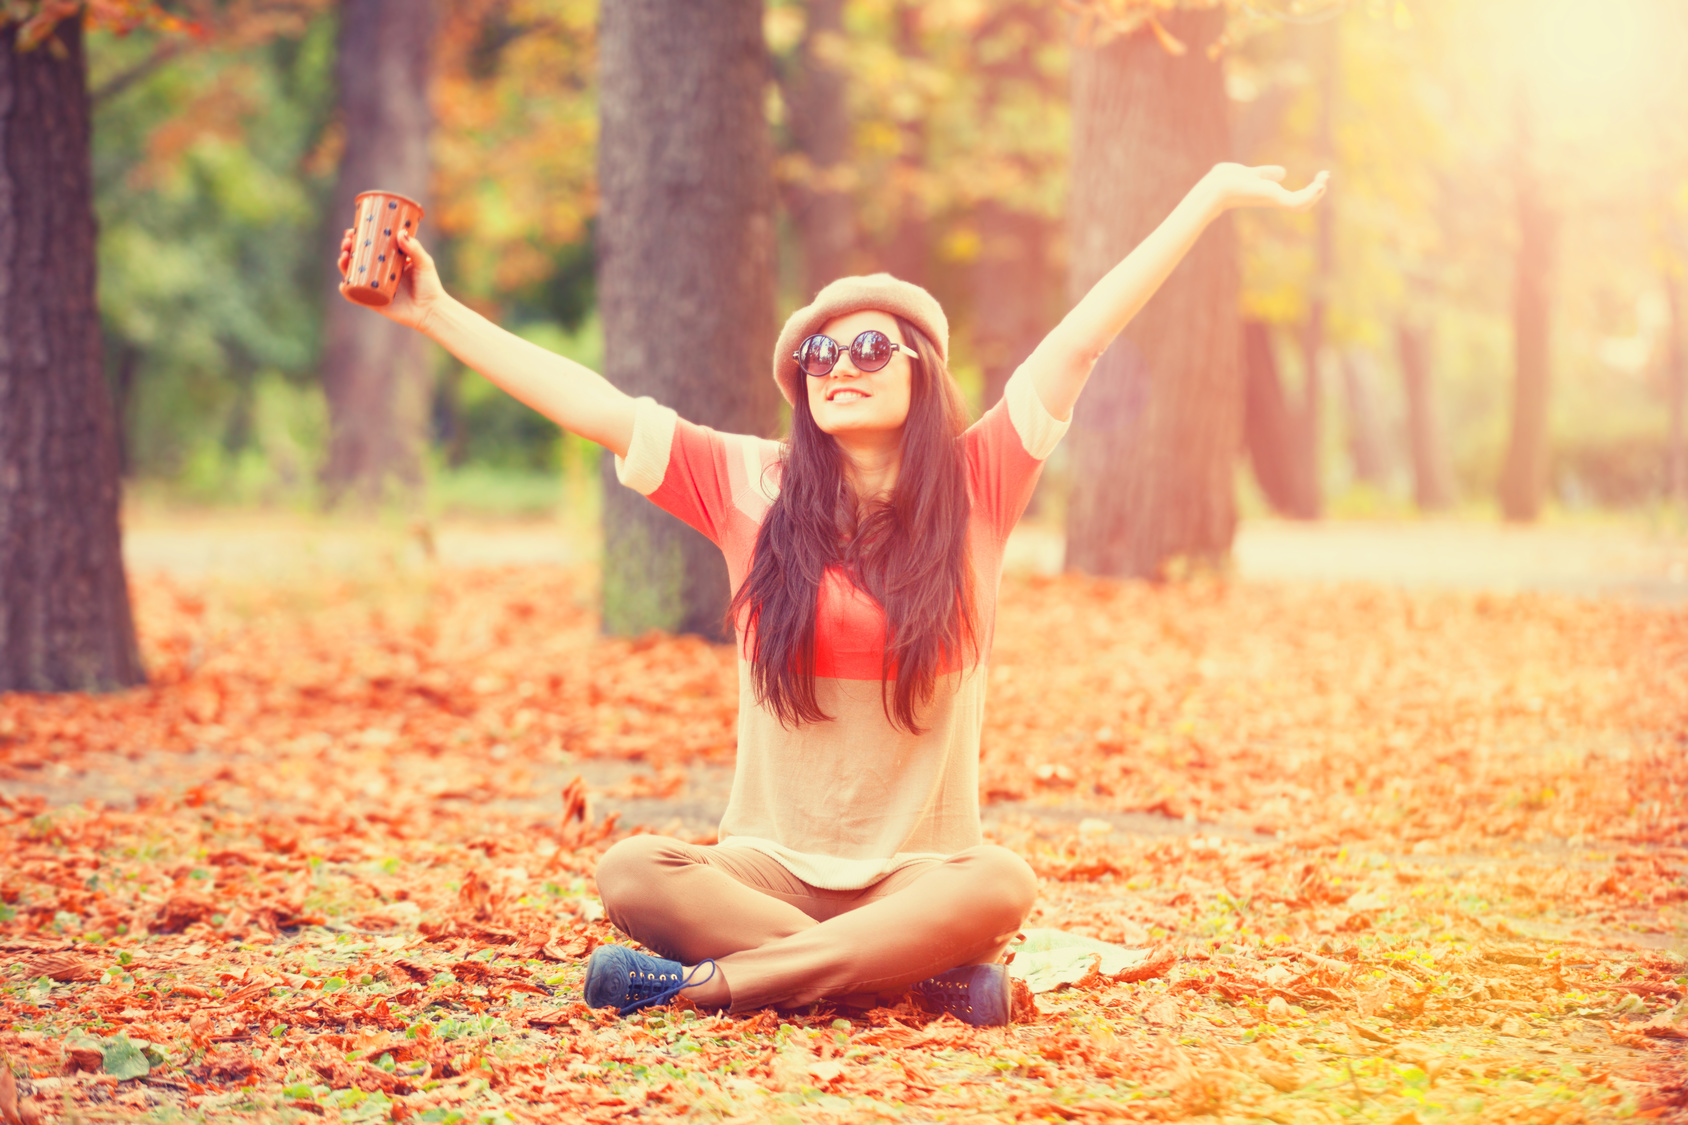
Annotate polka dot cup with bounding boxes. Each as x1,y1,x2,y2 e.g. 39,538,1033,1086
343,190,424,307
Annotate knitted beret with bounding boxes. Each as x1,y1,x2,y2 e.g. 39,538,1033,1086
771,273,950,405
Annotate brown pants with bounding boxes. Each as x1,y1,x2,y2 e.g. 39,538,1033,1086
594,836,1038,1013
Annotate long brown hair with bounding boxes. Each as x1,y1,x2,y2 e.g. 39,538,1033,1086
730,317,977,732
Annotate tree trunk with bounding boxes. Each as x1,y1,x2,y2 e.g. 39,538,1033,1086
1341,349,1387,486
1294,17,1338,520
1666,273,1685,504
597,0,779,640
0,19,144,692
1498,98,1556,523
1396,320,1452,510
782,0,853,299
973,202,1054,408
1064,12,1239,578
320,0,437,503
1242,320,1304,516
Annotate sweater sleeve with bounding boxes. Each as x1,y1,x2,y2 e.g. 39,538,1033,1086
964,365,1072,540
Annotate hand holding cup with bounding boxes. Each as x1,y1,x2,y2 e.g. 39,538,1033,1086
336,190,445,332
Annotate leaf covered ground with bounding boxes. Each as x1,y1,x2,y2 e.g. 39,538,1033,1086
1,563,1685,1124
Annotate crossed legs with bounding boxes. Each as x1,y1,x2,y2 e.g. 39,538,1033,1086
594,836,1038,1013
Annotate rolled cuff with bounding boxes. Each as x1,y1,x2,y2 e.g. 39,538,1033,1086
613,396,679,496
1004,366,1071,461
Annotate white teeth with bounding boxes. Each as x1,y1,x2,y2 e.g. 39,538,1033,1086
831,389,868,402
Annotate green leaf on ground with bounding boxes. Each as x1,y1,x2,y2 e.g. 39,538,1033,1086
101,1035,151,1080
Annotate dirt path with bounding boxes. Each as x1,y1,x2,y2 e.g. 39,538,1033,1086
122,510,1688,602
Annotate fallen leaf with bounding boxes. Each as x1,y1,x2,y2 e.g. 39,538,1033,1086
100,1036,151,1080
0,1049,21,1125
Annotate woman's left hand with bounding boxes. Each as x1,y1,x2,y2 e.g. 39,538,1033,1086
1201,163,1329,214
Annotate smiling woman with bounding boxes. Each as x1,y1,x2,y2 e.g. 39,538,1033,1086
334,159,1325,1024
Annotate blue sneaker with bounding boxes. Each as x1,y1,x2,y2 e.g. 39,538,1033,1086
912,963,1014,1026
584,945,717,1017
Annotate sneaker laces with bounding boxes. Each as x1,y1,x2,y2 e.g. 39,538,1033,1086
617,958,717,1017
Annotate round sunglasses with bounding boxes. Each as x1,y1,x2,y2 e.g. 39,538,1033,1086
793,330,915,378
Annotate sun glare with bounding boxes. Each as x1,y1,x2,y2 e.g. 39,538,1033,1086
1519,0,1672,126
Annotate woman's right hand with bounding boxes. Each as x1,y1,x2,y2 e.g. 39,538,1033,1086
337,226,449,333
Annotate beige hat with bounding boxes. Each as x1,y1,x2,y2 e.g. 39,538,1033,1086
772,273,950,405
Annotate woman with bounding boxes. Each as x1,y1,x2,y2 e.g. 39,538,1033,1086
338,162,1326,1026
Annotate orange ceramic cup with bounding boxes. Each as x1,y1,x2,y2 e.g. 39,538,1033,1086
343,190,424,307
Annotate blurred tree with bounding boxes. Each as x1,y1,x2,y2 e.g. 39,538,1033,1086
1341,349,1387,485
1235,2,1458,515
1669,274,1686,503
776,0,855,298
1242,319,1305,514
428,0,596,473
320,0,436,503
92,4,337,484
1290,16,1337,518
1396,319,1452,509
966,1,1067,409
597,0,778,640
874,2,929,286
430,0,595,303
1,11,148,691
1064,9,1240,578
1498,96,1555,522
769,0,1070,384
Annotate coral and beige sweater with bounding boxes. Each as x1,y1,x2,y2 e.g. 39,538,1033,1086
613,369,1069,889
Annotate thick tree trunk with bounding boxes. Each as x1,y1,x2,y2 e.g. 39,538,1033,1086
0,19,144,692
1242,320,1305,516
973,202,1054,408
1396,320,1452,510
1498,101,1556,523
1064,11,1240,578
321,0,436,503
783,0,853,298
1666,274,1685,504
597,0,779,640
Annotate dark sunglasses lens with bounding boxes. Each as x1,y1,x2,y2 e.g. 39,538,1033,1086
799,335,839,376
852,331,893,371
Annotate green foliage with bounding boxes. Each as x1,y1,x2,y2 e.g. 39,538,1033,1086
90,6,600,497
91,15,337,478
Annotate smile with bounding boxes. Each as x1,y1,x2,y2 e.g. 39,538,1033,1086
828,388,870,402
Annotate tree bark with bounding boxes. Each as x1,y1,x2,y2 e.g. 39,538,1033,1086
597,0,779,640
1064,11,1240,578
1498,98,1556,523
1396,320,1452,510
782,0,854,298
0,19,144,692
321,0,437,503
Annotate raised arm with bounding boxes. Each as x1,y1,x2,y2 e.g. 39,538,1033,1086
1021,163,1329,422
337,228,637,456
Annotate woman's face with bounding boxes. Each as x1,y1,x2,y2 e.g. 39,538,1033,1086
803,310,915,440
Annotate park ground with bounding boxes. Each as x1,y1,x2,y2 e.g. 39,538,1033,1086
1,509,1686,1124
